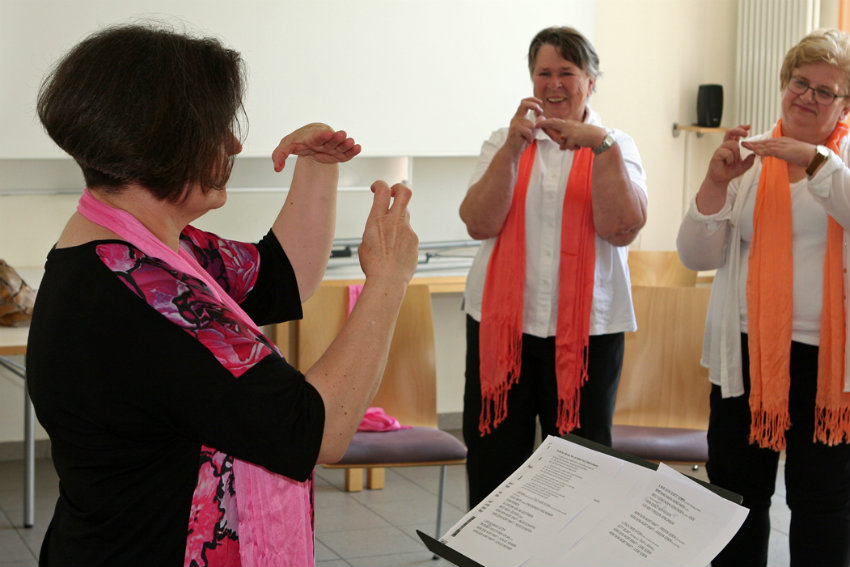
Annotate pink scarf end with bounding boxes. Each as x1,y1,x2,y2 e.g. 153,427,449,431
234,459,314,567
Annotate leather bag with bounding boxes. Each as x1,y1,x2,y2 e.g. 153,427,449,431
0,259,36,327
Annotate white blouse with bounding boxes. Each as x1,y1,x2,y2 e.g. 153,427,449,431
463,107,648,338
677,126,850,396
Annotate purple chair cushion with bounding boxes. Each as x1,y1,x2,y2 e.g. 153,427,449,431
336,426,467,465
611,424,708,463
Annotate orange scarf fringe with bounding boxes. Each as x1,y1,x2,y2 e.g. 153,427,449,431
747,119,849,449
479,140,596,436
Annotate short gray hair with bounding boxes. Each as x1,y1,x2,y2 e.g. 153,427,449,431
527,26,600,86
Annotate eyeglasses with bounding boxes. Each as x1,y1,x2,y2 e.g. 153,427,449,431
787,76,849,105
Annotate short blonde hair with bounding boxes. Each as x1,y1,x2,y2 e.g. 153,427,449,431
780,28,850,90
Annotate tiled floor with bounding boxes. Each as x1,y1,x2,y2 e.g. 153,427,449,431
0,449,792,566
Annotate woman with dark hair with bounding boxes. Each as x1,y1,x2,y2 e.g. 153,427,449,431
459,25,647,508
678,28,850,566
26,23,418,566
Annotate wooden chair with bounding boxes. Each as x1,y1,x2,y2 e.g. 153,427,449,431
611,285,712,465
627,250,698,287
278,283,467,538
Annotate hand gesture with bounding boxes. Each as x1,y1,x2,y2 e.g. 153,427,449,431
705,124,756,186
536,117,606,151
358,181,419,284
741,137,816,168
504,97,545,157
272,123,362,172
694,124,756,215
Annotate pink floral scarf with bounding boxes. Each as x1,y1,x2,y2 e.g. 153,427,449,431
78,188,314,567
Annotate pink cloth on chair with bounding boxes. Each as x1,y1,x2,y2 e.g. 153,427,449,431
358,407,411,432
347,284,411,433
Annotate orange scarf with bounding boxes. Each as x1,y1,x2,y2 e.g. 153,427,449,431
479,140,596,436
747,119,849,450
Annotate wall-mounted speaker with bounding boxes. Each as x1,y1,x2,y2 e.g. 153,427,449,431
697,84,723,127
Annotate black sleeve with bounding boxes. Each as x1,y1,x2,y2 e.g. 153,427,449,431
156,339,325,482
240,230,304,326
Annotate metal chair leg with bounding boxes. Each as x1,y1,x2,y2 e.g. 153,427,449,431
433,465,447,560
24,390,35,528
0,356,34,528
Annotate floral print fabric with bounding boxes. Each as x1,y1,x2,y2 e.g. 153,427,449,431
95,227,307,567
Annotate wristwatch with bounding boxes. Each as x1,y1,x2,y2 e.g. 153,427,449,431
593,131,616,155
805,145,830,178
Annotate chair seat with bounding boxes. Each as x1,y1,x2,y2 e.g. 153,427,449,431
611,424,708,463
333,427,467,466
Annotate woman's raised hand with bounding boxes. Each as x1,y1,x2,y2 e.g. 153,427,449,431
505,97,545,156
705,124,756,185
272,123,362,172
536,117,606,151
358,181,419,285
695,124,756,215
741,136,817,168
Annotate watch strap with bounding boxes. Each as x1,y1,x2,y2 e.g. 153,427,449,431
805,145,829,178
593,131,616,155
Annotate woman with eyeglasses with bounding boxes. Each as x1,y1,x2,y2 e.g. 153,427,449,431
677,29,850,566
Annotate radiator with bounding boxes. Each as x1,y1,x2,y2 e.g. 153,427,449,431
736,0,820,134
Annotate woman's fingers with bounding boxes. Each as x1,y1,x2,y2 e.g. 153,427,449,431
272,124,360,170
387,183,412,212
361,181,418,281
368,180,392,217
515,97,544,119
723,124,751,143
368,181,412,218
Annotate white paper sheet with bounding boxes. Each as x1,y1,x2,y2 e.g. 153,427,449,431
439,436,748,567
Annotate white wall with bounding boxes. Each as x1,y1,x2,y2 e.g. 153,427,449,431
1,0,840,443
593,0,739,250
0,0,593,158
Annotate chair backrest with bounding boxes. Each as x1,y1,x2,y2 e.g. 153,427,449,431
627,250,697,287
293,283,438,428
613,285,711,430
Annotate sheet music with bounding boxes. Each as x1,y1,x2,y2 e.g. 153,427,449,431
440,436,747,567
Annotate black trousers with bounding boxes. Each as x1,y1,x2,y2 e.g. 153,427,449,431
708,334,850,567
462,315,624,509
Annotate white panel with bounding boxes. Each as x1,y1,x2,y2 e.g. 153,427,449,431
0,0,594,158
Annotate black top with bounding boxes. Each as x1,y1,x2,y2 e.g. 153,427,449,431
26,229,325,566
